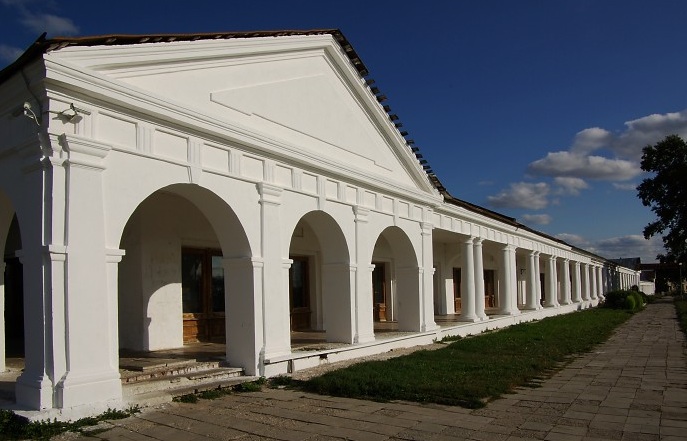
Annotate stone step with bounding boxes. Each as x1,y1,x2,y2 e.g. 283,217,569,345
120,359,224,384
123,366,245,397
124,375,261,407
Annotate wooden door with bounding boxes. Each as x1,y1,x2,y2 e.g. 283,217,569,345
182,248,226,343
372,262,387,321
289,256,311,331
453,267,461,312
484,269,495,307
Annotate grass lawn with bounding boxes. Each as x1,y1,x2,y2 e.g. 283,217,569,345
300,308,632,409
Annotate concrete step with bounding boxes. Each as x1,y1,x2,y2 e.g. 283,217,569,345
123,366,245,396
120,359,224,384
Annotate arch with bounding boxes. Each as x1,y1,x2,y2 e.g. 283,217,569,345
0,189,24,372
288,210,353,343
371,226,420,332
118,183,252,259
116,183,258,372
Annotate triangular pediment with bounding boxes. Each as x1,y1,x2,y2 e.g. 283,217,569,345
52,37,435,193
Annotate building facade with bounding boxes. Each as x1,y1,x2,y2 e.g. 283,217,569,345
0,30,640,415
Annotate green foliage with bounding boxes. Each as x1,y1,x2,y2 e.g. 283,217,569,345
234,380,262,393
0,406,139,440
637,134,687,263
198,389,227,400
602,290,644,312
269,375,294,387
174,393,199,403
302,308,631,409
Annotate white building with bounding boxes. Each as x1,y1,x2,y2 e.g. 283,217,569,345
0,30,640,415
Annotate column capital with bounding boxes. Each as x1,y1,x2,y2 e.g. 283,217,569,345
60,133,112,171
105,248,125,263
420,222,433,235
354,205,370,222
258,182,283,205
473,237,484,245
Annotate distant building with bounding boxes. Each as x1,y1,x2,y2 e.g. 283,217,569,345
0,30,639,415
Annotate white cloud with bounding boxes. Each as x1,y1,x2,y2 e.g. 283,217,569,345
612,110,687,161
555,233,589,248
555,233,664,263
554,177,589,196
487,182,550,209
570,127,612,155
0,44,23,64
612,182,637,191
21,13,78,36
528,151,640,181
3,0,79,37
526,108,687,185
521,214,552,225
593,235,665,263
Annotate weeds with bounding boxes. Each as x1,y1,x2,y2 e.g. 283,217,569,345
0,406,139,440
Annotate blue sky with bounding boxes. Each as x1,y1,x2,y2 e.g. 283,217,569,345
2,0,686,263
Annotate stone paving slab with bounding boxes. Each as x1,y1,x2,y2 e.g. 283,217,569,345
60,299,686,440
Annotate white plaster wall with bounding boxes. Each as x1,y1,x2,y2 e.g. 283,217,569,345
119,192,220,351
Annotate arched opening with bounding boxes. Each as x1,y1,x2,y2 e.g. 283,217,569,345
1,189,23,400
117,184,254,370
288,211,352,345
3,215,23,358
371,227,420,332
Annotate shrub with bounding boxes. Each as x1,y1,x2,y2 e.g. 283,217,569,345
603,290,644,312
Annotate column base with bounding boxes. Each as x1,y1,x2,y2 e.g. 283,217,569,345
355,332,376,344
497,308,521,316
55,369,122,409
458,315,481,323
16,371,54,410
421,322,441,332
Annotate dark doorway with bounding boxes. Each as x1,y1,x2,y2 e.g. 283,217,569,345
181,248,225,343
289,256,311,331
372,262,387,321
453,267,462,312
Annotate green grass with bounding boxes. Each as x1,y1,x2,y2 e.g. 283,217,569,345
0,406,139,440
301,308,631,409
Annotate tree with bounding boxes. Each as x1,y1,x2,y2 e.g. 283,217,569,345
637,134,687,264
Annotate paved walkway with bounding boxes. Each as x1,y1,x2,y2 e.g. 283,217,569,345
67,300,687,441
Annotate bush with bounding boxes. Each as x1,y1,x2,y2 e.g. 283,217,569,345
602,290,644,312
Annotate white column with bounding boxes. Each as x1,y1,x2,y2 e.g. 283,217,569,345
560,258,571,305
105,249,126,379
459,237,478,322
353,207,375,343
420,222,439,331
525,251,541,310
572,261,582,303
473,238,487,321
258,183,291,363
590,265,598,300
544,255,558,307
581,264,591,301
498,244,519,315
224,256,263,376
596,266,605,299
535,253,542,307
